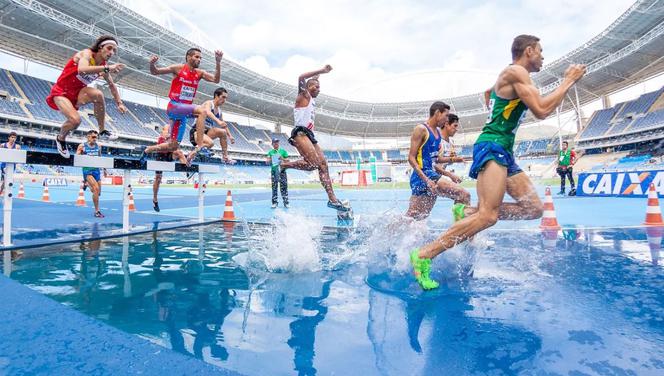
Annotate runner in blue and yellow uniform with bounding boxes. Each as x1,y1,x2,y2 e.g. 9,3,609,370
406,102,469,220
77,130,104,218
409,34,587,290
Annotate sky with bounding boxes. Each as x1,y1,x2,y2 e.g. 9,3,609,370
2,0,662,145
125,0,636,102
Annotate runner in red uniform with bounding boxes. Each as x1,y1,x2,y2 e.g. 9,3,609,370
138,48,223,164
46,35,127,158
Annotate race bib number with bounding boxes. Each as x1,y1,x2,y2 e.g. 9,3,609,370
76,72,99,85
271,154,281,166
180,85,196,101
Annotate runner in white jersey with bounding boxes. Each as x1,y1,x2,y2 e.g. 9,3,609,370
281,65,350,212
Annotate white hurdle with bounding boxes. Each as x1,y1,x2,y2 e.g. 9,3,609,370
0,149,221,246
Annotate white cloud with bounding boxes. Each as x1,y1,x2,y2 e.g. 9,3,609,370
128,0,634,102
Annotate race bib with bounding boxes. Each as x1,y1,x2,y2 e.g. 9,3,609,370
271,154,281,166
76,72,99,85
180,85,196,101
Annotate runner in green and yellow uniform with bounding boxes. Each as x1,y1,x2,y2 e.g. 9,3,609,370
409,34,587,290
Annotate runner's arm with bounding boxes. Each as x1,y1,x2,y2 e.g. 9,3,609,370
76,144,84,155
511,64,585,119
198,50,223,83
407,125,432,183
149,55,182,75
103,73,126,112
484,87,492,108
298,65,332,93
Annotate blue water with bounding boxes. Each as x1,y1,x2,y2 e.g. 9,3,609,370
4,214,664,375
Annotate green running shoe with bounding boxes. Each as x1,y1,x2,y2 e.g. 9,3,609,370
410,249,439,290
452,203,466,222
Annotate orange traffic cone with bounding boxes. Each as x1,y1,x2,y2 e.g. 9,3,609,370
540,187,561,230
644,183,664,225
76,183,86,206
222,190,235,220
17,182,25,199
42,184,50,202
128,190,136,212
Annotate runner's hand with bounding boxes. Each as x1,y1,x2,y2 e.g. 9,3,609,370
215,50,224,63
564,64,586,83
426,178,438,193
118,103,128,114
322,64,332,73
109,63,125,73
149,55,159,64
450,174,462,184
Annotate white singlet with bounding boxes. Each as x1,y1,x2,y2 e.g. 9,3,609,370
293,98,315,130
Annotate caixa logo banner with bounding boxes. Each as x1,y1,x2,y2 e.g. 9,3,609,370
577,170,662,197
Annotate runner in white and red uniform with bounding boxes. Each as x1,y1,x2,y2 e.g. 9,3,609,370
280,65,350,212
138,48,224,164
47,35,127,158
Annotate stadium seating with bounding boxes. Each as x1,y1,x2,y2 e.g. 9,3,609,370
580,86,664,140
10,71,65,123
0,69,21,98
0,98,26,117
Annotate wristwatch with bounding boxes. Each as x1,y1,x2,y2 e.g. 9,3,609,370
103,66,110,74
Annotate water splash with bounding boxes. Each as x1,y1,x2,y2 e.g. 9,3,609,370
245,210,324,273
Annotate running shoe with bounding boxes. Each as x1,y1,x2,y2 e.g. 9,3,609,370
284,202,290,208
452,203,466,222
569,188,577,196
99,129,119,141
83,183,87,192
94,211,105,218
410,249,439,290
56,137,70,158
271,203,277,209
153,200,160,212
327,199,351,212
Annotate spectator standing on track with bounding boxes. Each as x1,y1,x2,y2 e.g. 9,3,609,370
267,138,289,208
556,141,576,196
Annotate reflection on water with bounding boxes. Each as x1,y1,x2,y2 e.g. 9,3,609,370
2,222,664,376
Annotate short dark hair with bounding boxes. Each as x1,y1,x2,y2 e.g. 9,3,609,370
447,113,459,124
87,130,98,135
511,35,540,60
562,141,569,146
9,131,17,137
214,87,228,97
429,101,450,117
186,48,201,59
306,78,319,87
90,35,118,53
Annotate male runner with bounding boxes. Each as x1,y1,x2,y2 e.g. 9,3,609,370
76,130,104,218
405,104,470,220
140,48,223,162
280,65,350,212
153,124,187,212
47,35,127,158
188,87,235,163
556,141,576,195
0,132,21,195
410,34,586,289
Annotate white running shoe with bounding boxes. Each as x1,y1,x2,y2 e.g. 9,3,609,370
56,137,70,158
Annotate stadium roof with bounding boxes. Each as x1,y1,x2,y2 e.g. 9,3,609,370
1,0,663,137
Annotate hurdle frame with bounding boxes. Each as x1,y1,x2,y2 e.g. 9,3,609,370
0,149,221,247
